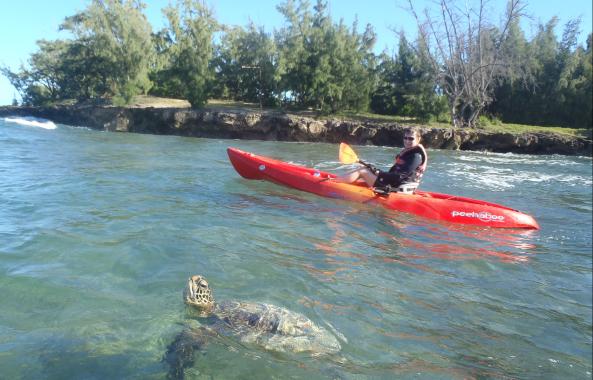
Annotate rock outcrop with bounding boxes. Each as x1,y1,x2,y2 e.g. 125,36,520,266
1,105,591,156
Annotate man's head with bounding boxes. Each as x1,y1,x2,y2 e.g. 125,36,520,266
403,127,421,148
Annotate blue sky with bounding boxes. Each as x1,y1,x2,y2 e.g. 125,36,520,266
1,0,591,106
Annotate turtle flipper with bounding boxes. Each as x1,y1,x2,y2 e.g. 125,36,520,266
164,326,212,379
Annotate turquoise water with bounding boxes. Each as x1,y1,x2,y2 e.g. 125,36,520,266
1,117,591,379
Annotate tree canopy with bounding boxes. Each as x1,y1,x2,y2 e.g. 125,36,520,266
2,0,591,129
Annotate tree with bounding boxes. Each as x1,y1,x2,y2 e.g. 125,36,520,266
150,0,217,107
60,0,155,104
3,0,156,106
1,39,73,105
276,0,376,112
488,17,592,129
370,33,446,120
210,26,243,100
487,17,531,122
332,19,377,112
212,23,281,106
407,0,526,127
275,0,313,106
555,19,592,128
370,51,400,115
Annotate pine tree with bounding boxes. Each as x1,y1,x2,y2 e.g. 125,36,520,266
276,0,375,112
212,23,280,106
151,0,217,107
60,0,155,104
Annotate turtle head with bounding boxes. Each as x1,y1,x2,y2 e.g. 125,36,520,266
184,275,215,316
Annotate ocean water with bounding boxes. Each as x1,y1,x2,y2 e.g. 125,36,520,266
1,117,591,379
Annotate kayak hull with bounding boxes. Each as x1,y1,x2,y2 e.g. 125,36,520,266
227,147,540,230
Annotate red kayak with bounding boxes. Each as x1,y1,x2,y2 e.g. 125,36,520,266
227,147,540,229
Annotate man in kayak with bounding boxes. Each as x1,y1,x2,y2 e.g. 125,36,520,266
335,128,428,192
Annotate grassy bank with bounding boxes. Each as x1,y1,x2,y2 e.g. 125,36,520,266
202,99,591,139
78,96,593,140
331,109,590,139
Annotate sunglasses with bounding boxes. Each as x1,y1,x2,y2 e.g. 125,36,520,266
403,136,415,141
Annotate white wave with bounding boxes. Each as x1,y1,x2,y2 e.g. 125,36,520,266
447,162,592,190
457,152,589,166
3,116,57,130
458,154,548,165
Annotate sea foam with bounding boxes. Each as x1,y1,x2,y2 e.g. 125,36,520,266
3,116,57,130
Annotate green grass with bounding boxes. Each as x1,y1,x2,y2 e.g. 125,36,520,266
477,121,590,138
333,110,451,127
336,109,591,139
206,99,264,111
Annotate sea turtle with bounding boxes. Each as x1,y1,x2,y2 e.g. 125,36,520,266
164,274,342,379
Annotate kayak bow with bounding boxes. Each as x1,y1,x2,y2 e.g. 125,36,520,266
227,147,539,230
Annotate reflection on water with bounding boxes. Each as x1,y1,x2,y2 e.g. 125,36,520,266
310,212,538,278
0,122,591,379
392,222,538,263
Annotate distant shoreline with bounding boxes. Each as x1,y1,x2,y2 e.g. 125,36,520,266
1,104,591,157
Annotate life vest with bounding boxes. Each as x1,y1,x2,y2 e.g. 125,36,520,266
394,143,428,183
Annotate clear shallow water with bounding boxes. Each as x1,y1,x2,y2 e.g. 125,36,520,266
1,117,591,379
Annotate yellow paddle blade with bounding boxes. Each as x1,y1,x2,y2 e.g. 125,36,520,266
339,142,359,164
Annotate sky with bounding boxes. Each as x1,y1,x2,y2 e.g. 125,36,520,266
0,0,591,106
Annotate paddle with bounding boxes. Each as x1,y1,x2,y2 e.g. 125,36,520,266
338,142,393,195
338,143,377,172
318,143,378,183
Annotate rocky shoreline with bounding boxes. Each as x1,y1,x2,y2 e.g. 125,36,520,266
1,104,591,156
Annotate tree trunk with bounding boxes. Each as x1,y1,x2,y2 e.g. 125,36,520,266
407,0,525,129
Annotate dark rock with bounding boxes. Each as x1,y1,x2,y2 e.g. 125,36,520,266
1,105,590,156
